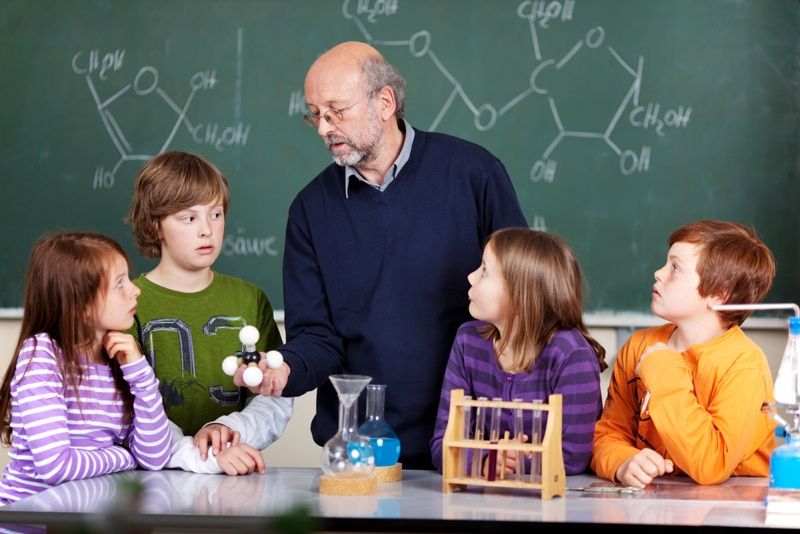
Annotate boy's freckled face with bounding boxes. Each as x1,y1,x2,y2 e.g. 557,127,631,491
158,199,225,273
651,241,709,323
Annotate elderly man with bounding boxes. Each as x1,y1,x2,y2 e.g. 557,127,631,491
248,41,527,469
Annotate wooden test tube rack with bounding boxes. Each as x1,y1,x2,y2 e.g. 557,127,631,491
441,390,565,499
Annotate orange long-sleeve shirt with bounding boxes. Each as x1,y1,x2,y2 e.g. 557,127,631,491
591,324,776,485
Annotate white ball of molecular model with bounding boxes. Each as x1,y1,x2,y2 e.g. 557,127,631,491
221,326,284,387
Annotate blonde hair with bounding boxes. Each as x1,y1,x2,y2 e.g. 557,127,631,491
479,228,607,373
127,151,230,258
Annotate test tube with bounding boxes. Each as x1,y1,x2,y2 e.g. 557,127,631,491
486,398,502,481
512,398,525,481
459,395,472,478
470,397,488,479
530,399,543,484
499,430,510,480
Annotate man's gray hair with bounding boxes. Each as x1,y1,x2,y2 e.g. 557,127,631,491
361,56,406,120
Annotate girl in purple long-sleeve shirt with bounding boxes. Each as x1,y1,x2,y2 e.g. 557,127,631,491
431,228,607,476
0,232,170,504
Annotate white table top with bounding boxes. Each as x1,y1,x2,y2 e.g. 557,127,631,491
0,467,783,532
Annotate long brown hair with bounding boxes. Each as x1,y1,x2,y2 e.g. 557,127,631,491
479,228,607,373
0,232,135,445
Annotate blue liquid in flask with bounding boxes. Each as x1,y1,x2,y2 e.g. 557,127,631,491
358,384,401,467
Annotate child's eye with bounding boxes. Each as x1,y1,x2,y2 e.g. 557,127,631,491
182,215,196,223
671,262,679,272
211,211,224,220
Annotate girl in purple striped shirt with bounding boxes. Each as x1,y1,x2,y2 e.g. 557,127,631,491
0,232,171,504
431,228,607,476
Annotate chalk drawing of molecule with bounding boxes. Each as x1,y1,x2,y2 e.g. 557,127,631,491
72,40,250,190
339,0,691,185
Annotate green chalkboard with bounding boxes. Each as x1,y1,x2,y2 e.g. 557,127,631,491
2,0,798,314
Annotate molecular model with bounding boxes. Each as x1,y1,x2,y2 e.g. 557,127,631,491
221,325,283,387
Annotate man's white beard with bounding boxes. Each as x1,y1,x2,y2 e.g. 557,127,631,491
326,107,383,168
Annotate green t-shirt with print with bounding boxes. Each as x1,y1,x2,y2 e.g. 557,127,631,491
128,271,282,435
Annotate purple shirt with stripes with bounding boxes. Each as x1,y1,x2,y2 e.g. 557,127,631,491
430,320,602,474
0,334,171,504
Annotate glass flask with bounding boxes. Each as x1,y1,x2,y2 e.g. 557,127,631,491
320,375,376,477
774,316,800,406
358,384,401,467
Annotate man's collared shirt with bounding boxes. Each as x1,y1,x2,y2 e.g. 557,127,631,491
344,119,415,198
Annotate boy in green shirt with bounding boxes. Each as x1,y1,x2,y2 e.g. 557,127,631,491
127,151,291,474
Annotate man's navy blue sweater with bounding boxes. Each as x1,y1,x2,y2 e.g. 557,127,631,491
281,127,527,469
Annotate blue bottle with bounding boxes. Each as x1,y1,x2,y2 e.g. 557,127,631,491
770,434,800,489
769,316,800,489
358,384,401,467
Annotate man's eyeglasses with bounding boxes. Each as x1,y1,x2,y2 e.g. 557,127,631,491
303,97,367,128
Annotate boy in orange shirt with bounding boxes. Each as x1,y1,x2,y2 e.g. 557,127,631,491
591,220,777,487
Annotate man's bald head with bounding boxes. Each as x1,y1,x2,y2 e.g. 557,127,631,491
308,41,382,75
305,41,406,120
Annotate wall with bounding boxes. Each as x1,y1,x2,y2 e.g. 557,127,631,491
0,318,788,470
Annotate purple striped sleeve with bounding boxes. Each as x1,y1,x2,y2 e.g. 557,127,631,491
547,334,603,474
430,326,489,472
13,339,136,485
120,358,171,470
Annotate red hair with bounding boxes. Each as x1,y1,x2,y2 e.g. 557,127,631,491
669,220,775,326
